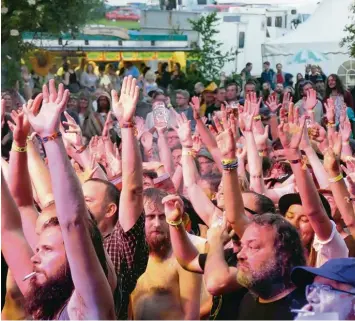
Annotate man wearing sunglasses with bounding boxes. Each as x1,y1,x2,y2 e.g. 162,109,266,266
291,258,355,319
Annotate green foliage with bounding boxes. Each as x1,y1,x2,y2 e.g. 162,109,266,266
188,13,234,82
1,0,103,87
341,3,355,58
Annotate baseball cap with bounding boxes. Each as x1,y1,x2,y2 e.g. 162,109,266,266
198,148,214,162
147,88,165,98
291,258,355,288
278,192,332,220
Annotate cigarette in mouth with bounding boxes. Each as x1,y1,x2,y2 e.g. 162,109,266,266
291,309,314,314
23,272,36,281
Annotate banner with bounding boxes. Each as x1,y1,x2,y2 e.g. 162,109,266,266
86,52,104,61
104,52,120,61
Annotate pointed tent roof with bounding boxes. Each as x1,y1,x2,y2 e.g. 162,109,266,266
265,0,353,48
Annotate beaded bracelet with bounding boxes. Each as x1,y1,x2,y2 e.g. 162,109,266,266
253,115,261,121
41,132,62,143
221,158,237,165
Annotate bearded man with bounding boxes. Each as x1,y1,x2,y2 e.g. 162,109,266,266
130,188,202,320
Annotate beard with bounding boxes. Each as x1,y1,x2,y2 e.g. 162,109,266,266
24,261,74,320
147,231,171,259
237,257,286,300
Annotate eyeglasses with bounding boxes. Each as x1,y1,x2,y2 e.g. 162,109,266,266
306,284,355,297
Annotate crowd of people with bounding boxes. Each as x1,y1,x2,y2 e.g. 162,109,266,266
1,57,355,321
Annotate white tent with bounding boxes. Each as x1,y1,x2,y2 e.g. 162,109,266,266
262,0,355,86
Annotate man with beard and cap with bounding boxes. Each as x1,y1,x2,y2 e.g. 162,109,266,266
130,188,203,320
291,258,355,319
1,80,115,319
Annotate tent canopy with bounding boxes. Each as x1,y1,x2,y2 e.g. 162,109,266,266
262,0,354,76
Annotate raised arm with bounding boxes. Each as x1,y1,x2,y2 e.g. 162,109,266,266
162,195,202,273
27,138,54,208
156,126,174,176
215,111,249,237
190,97,223,171
8,108,39,250
278,104,332,241
324,148,355,239
23,80,114,319
1,170,34,296
176,113,219,226
111,76,143,231
204,214,239,296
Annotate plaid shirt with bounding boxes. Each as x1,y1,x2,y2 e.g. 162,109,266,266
104,214,148,320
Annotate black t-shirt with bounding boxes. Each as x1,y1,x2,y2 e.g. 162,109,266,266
199,249,247,320
237,287,307,320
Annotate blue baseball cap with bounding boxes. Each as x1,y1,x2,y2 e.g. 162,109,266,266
291,258,355,288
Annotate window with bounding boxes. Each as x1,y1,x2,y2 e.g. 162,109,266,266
338,60,355,88
238,31,245,49
267,17,272,26
275,16,283,28
197,0,206,4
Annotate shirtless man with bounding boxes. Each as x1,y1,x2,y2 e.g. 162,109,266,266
131,188,202,320
1,81,115,319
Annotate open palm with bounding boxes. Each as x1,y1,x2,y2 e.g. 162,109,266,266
24,80,69,137
111,76,139,123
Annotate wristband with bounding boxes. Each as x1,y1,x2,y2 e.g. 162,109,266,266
182,149,196,157
12,142,27,152
222,159,238,171
253,115,261,121
328,173,343,183
258,151,266,157
120,121,135,128
75,145,87,154
342,142,350,146
222,158,237,165
307,110,315,113
289,159,302,164
327,122,336,128
41,132,62,143
166,217,183,228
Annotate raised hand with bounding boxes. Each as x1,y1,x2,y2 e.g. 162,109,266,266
340,117,352,143
323,132,341,175
8,109,31,145
174,113,193,148
189,96,201,119
162,194,184,223
111,76,139,123
61,111,83,148
246,92,262,116
282,92,292,110
324,98,335,124
102,111,114,137
23,79,69,137
207,212,234,244
239,99,255,133
192,133,202,153
254,125,269,150
140,131,154,153
215,111,236,159
304,88,317,111
104,141,122,179
89,136,104,164
265,95,281,113
278,103,307,151
135,116,145,140
72,159,99,185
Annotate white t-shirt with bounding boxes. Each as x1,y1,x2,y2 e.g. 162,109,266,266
272,183,296,198
313,220,349,267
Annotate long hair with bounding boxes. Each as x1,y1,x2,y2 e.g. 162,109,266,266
325,74,345,99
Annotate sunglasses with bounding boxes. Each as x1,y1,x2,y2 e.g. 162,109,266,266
244,207,258,215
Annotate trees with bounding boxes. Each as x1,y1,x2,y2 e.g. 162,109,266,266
1,0,103,87
188,13,234,82
341,2,355,58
